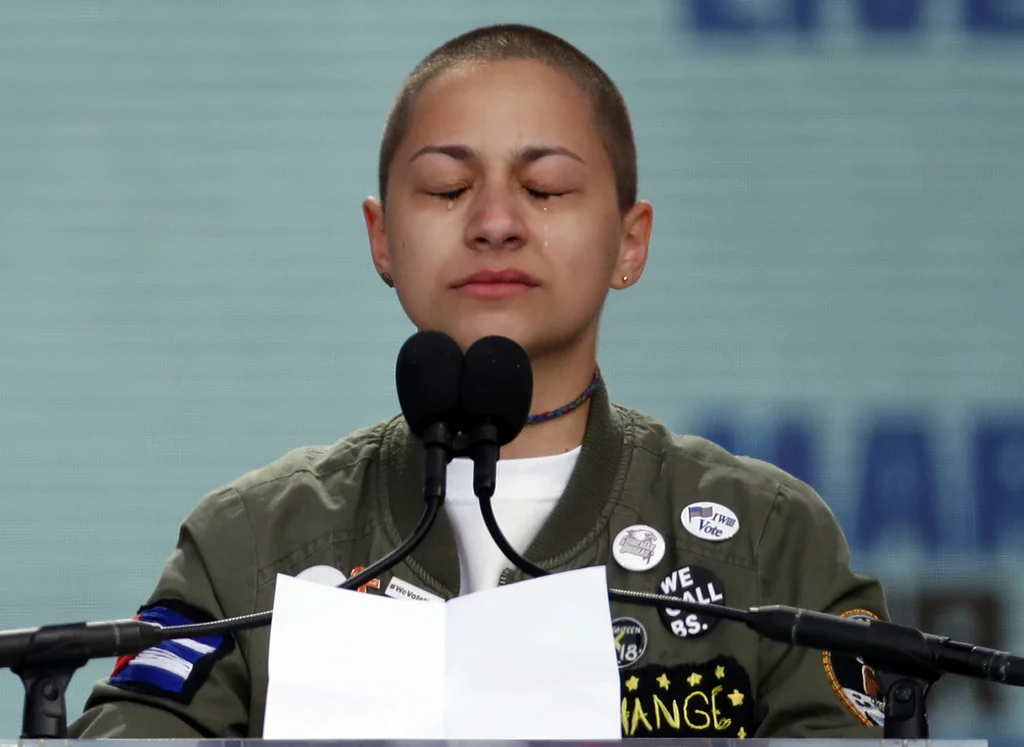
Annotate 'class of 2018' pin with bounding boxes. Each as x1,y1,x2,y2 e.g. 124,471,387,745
612,617,648,668
612,524,666,571
681,501,740,542
657,565,726,639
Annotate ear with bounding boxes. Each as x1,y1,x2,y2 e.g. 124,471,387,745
363,196,391,277
613,200,654,289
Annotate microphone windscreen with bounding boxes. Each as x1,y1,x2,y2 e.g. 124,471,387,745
395,330,464,439
458,335,533,446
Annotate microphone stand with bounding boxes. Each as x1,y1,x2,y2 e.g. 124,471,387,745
474,483,1018,739
2,494,444,740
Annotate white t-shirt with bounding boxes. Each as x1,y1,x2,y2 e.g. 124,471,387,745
444,446,581,594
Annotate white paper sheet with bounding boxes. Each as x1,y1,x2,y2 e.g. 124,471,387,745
442,567,621,739
264,576,446,739
263,567,621,740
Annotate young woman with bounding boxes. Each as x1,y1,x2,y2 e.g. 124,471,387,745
72,23,888,739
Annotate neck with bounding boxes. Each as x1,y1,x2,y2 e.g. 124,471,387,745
499,344,597,460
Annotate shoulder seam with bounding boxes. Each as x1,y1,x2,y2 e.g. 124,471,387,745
232,486,260,616
229,448,381,582
231,450,378,495
638,431,781,495
254,520,377,586
754,482,785,607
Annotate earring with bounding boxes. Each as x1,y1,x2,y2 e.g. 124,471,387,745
621,275,629,284
380,272,394,288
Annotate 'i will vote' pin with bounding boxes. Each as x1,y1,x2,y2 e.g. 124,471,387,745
681,502,740,542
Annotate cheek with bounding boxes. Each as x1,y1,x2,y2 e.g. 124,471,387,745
389,219,441,276
388,225,449,319
549,212,621,274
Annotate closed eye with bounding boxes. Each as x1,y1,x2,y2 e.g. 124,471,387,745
526,187,566,200
430,188,467,201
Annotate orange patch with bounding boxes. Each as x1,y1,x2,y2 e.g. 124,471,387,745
350,566,381,594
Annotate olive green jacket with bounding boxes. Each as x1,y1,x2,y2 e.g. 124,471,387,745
70,384,888,739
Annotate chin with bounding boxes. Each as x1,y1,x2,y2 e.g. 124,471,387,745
429,318,532,355
414,310,592,360
457,327,587,363
457,327,529,353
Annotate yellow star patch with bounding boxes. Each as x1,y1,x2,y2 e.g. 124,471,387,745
738,727,747,739
625,675,640,692
687,672,702,687
656,673,671,690
715,665,726,679
728,689,745,706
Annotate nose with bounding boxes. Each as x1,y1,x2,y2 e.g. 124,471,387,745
464,182,528,252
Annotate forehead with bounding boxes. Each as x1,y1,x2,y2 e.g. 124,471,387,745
401,59,602,154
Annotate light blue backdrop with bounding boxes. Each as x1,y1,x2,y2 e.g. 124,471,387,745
0,0,1022,743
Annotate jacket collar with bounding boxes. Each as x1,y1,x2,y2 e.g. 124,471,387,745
378,381,626,597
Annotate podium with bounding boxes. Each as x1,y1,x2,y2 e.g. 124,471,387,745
4,740,991,747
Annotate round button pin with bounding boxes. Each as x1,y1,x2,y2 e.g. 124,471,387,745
657,565,726,639
612,524,666,572
295,565,348,587
612,617,648,668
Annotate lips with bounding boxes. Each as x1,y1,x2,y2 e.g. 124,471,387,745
453,268,539,299
455,268,540,287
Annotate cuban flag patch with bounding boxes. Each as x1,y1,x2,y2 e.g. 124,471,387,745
109,600,234,703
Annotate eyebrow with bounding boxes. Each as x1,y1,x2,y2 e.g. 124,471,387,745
408,144,585,165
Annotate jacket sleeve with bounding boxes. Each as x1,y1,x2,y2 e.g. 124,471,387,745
69,487,257,738
752,475,891,738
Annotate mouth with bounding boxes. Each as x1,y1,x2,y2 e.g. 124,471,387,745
453,268,540,299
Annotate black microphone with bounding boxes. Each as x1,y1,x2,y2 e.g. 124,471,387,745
396,330,464,502
456,335,533,501
455,335,543,577
745,604,1024,687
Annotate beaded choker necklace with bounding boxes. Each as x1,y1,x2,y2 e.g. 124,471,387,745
525,367,602,425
